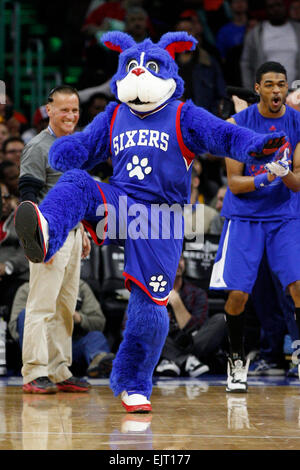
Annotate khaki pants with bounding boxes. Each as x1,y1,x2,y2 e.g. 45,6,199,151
22,229,82,384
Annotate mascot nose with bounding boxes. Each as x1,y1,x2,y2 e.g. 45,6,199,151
131,67,145,76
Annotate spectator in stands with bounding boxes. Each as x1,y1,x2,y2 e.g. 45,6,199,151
289,0,300,21
209,185,227,235
202,0,232,36
9,280,115,378
155,254,226,377
184,167,218,240
0,161,20,200
78,92,110,129
2,137,24,169
82,0,149,37
216,0,248,86
0,123,10,160
125,6,156,42
216,0,248,61
175,16,227,116
179,8,216,48
241,0,300,88
82,0,127,37
0,183,28,315
196,156,221,204
0,95,28,138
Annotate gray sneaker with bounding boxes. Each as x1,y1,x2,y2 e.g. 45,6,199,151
87,352,115,378
184,355,209,377
248,358,285,376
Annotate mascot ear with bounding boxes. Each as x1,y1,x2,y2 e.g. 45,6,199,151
101,31,136,53
157,32,197,59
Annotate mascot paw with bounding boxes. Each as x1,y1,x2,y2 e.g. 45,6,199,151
248,134,286,163
49,138,90,172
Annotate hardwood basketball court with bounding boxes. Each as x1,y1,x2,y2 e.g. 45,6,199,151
0,376,300,451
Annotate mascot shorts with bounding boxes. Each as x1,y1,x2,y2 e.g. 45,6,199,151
83,180,184,306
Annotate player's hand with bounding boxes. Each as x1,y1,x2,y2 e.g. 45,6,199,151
250,136,286,158
264,159,290,177
286,89,300,110
232,95,248,113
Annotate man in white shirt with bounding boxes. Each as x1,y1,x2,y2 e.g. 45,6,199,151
241,0,300,89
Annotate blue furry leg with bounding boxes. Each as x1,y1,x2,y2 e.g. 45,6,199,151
110,284,169,400
39,169,102,261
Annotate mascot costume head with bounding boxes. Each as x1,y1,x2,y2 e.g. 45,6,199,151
102,31,196,112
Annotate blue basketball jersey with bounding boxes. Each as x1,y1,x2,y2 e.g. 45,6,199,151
109,100,194,206
222,104,300,220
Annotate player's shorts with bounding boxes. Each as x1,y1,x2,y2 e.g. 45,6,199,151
82,181,184,305
209,217,300,293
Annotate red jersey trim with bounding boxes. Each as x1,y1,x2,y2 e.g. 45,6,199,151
176,102,195,170
82,183,108,246
123,271,169,306
110,104,121,154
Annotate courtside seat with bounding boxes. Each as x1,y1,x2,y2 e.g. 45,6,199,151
99,245,129,351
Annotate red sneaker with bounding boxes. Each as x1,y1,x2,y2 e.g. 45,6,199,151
121,391,152,413
56,376,91,393
23,377,58,394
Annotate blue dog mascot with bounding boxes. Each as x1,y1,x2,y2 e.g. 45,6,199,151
15,31,286,412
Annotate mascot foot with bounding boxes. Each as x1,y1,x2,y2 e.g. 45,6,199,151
14,201,49,263
121,391,152,413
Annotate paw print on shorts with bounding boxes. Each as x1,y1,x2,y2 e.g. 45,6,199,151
149,275,167,293
127,155,152,180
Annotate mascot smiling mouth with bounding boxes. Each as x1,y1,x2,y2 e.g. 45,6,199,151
129,97,149,105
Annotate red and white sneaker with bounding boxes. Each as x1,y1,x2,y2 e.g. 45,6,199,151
14,201,49,263
121,391,152,413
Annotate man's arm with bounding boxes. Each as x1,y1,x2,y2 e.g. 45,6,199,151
226,117,275,194
168,290,192,329
18,142,47,202
168,285,208,330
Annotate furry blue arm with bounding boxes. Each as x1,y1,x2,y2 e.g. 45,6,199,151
180,100,286,165
48,101,119,172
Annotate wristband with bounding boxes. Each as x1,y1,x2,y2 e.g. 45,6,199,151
254,172,271,189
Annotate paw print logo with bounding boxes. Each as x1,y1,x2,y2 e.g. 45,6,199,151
127,155,152,180
149,275,167,293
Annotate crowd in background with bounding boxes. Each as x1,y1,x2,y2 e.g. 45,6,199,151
0,0,299,378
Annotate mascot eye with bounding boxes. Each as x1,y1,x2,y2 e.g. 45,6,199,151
146,61,159,73
127,59,139,72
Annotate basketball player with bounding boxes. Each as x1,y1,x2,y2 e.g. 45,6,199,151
210,61,300,392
